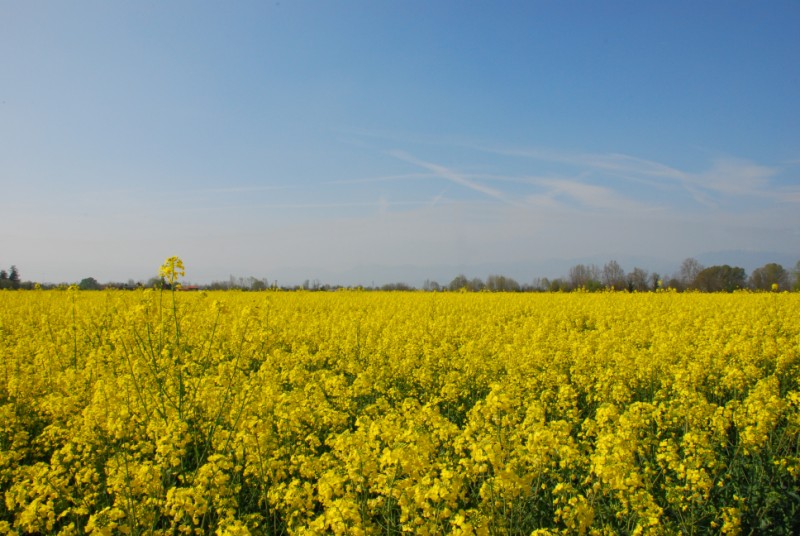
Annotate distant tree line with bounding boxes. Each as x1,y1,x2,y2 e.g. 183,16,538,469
2,258,800,292
521,258,798,293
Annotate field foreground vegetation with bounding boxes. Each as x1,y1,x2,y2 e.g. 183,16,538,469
1,287,799,535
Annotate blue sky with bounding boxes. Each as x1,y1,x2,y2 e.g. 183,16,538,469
1,1,799,285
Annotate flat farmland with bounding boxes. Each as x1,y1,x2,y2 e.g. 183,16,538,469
1,289,798,535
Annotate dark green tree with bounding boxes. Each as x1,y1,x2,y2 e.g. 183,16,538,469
8,266,20,289
548,278,568,292
692,265,746,292
250,278,268,291
78,277,102,291
650,272,662,290
749,263,788,291
146,276,165,289
448,274,469,291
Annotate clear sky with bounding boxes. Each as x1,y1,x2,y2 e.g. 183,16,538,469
2,1,799,285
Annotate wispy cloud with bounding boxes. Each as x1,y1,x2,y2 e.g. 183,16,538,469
170,200,436,213
477,144,800,204
323,172,436,185
694,158,775,196
388,150,513,204
430,188,449,207
529,178,657,212
478,146,686,181
194,185,296,194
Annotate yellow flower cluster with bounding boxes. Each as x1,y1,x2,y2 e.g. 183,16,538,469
1,283,799,534
159,257,185,288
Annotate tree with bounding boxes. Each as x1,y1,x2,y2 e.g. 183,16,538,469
649,272,662,291
693,265,746,292
423,279,442,292
468,277,485,292
381,282,413,291
548,278,568,292
749,263,788,291
8,266,20,289
602,260,626,290
250,278,268,291
664,277,682,290
486,274,521,292
794,260,800,291
627,267,650,292
448,274,469,292
569,264,600,291
78,277,102,291
680,258,704,288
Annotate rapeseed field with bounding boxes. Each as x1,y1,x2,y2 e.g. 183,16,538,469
1,263,798,534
